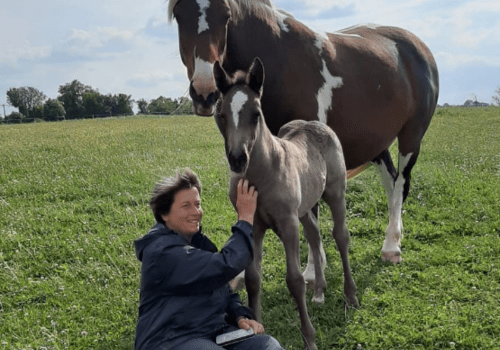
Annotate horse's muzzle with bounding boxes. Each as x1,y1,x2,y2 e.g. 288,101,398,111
228,151,248,174
190,82,220,116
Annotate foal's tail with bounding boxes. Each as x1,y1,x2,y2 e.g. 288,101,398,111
346,162,372,180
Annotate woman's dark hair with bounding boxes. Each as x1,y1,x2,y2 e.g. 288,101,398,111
150,168,202,225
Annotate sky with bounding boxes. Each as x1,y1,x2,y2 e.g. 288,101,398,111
2,0,500,117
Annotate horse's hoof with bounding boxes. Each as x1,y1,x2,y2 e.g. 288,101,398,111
381,251,402,264
311,294,324,304
345,296,360,309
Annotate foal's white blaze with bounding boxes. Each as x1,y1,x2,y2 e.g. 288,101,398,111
381,152,413,263
196,0,210,34
192,57,215,98
230,90,248,129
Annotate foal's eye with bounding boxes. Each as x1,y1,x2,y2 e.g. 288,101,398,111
252,112,260,124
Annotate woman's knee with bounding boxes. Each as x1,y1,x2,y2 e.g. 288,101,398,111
230,334,284,350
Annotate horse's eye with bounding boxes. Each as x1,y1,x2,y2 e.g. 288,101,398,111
252,112,260,124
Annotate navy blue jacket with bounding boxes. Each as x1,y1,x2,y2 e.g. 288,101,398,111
134,220,255,350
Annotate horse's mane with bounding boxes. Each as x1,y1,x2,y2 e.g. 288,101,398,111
167,0,293,35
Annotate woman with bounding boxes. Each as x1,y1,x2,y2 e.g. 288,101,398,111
134,169,284,350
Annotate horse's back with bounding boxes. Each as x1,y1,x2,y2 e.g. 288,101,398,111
322,25,439,167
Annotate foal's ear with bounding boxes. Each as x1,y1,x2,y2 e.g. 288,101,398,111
248,57,265,96
214,61,231,95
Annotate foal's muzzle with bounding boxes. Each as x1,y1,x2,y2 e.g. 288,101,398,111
228,151,248,174
189,82,220,116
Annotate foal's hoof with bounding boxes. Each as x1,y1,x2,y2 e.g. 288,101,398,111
311,294,325,304
381,251,402,264
345,296,360,309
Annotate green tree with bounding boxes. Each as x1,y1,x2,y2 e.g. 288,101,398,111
6,87,47,119
149,96,177,115
58,80,93,119
175,96,193,115
43,99,66,121
83,90,106,117
115,94,134,115
137,99,149,115
5,111,25,124
493,87,500,106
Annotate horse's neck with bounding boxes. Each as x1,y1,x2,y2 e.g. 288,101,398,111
246,120,282,179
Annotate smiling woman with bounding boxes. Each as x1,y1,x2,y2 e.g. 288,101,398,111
133,169,285,350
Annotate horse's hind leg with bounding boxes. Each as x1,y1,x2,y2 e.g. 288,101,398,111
299,210,327,303
322,182,358,308
278,217,317,350
302,203,327,286
373,148,419,263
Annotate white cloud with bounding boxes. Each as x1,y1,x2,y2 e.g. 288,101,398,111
436,51,500,70
0,40,51,66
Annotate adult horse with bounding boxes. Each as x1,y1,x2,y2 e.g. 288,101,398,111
167,0,439,263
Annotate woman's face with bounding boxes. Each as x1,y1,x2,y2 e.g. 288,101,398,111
162,187,203,242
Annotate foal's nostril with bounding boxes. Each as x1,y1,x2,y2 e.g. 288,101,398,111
228,151,248,173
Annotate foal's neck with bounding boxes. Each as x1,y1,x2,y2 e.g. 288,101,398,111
246,117,282,179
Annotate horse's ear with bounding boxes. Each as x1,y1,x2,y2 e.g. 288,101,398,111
214,61,231,95
248,57,264,96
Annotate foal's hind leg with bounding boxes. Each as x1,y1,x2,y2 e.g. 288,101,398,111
278,217,317,350
374,148,419,263
322,185,358,308
300,210,327,303
302,203,327,287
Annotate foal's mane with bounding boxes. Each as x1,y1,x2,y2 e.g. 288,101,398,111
167,0,293,34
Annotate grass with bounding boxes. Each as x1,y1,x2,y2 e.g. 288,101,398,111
0,108,499,350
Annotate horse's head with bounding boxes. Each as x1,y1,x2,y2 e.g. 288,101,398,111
169,0,231,116
213,57,265,174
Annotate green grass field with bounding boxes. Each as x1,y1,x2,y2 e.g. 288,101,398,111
1,107,499,350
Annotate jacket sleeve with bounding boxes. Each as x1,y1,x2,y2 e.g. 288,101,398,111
149,221,254,295
225,292,256,326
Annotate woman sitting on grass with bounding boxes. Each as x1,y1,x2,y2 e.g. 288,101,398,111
134,168,284,350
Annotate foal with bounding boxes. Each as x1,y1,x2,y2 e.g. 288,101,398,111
214,57,358,350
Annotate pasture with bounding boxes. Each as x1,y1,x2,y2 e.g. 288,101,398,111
1,107,499,349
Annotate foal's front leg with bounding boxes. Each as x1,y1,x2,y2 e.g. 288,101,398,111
245,221,266,322
278,217,317,350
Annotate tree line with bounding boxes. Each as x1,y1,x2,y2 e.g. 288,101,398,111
3,80,193,124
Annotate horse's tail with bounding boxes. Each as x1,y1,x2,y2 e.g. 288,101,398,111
346,162,372,180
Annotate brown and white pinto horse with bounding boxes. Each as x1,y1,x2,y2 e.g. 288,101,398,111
168,0,438,262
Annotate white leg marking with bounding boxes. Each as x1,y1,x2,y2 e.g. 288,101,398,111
197,0,210,34
303,243,326,284
192,57,215,99
381,153,413,263
230,90,248,129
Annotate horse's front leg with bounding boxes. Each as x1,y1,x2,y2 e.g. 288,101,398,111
278,217,317,350
244,220,266,322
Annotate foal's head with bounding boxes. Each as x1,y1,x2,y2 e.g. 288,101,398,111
214,57,265,174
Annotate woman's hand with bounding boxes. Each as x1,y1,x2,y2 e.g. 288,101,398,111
235,179,258,225
237,317,264,334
